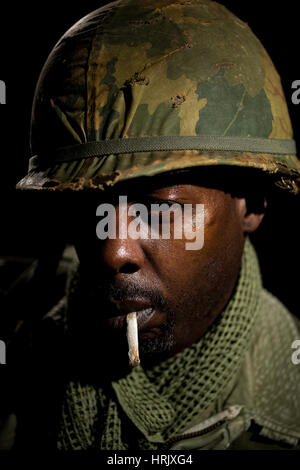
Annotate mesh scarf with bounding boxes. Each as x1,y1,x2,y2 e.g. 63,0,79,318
57,238,262,450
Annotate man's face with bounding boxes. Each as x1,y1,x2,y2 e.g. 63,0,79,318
71,177,258,367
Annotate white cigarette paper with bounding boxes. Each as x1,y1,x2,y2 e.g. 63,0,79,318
126,312,140,367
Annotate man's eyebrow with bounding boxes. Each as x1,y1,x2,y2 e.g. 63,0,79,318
133,194,189,206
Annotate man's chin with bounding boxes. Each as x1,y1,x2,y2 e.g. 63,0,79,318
138,325,175,362
68,308,176,373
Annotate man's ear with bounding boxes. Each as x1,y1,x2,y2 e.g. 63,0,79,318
235,197,266,234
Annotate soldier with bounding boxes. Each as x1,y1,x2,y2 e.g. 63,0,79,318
6,0,300,450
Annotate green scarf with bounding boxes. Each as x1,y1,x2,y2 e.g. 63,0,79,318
57,238,262,450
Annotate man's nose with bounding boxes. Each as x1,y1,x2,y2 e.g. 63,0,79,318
99,204,145,274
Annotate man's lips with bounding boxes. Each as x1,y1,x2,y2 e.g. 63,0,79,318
108,298,152,315
105,307,156,330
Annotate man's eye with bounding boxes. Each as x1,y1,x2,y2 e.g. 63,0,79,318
148,202,174,212
129,198,183,228
148,202,182,226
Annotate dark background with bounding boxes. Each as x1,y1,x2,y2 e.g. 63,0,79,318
0,1,299,315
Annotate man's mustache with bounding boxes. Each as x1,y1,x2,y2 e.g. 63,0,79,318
79,273,166,310
98,283,166,311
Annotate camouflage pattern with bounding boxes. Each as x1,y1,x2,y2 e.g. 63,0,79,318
17,0,300,193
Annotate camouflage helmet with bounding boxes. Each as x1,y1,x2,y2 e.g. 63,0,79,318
17,0,300,194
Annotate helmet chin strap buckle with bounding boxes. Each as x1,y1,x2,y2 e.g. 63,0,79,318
275,176,297,193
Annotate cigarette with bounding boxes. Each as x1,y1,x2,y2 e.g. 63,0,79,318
126,312,140,367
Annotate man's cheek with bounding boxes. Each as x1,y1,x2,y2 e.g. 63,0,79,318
182,204,205,251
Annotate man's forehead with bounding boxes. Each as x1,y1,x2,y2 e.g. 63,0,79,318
94,169,223,199
33,167,266,220
78,180,216,206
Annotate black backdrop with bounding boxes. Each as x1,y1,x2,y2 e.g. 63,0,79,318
0,1,299,314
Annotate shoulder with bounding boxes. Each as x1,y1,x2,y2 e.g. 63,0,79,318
226,289,300,449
